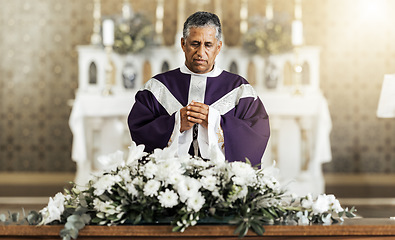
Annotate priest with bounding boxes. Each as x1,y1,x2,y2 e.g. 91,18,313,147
128,11,270,166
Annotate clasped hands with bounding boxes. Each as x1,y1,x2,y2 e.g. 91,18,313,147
180,101,209,133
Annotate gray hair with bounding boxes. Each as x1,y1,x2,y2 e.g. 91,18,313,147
183,11,222,42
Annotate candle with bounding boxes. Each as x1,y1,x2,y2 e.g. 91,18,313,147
292,20,303,46
102,19,114,46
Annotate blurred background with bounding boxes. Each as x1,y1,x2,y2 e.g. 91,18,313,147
0,0,394,217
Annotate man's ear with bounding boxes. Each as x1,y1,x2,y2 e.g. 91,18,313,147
218,40,223,51
181,37,186,51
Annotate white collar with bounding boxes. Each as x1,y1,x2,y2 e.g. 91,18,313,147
180,64,222,77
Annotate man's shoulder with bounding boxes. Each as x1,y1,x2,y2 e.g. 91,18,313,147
217,70,250,85
153,68,183,81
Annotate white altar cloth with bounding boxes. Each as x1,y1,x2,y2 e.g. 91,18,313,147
260,90,332,196
69,91,136,184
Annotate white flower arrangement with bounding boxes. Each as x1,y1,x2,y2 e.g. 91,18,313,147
242,15,293,56
113,13,154,55
22,142,356,239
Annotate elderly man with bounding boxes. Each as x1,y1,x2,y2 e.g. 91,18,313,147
128,11,270,166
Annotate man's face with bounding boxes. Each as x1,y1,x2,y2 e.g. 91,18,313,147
181,27,222,74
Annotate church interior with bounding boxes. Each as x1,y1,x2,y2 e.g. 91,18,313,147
1,0,395,220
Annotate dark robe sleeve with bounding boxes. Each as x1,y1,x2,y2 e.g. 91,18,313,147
221,97,270,167
127,90,176,153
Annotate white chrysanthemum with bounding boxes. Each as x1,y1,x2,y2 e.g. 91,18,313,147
186,192,205,212
126,141,148,165
200,175,218,192
118,168,132,183
158,189,179,208
229,162,256,186
143,179,161,197
39,192,65,225
143,161,158,179
93,174,122,196
199,168,217,177
156,159,184,180
166,173,184,186
177,177,202,202
227,185,248,202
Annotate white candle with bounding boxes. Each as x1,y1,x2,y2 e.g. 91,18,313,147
292,20,303,46
102,19,114,46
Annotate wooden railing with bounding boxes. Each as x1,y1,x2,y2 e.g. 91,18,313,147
1,218,395,239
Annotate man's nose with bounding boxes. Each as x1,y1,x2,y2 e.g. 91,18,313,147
196,45,205,57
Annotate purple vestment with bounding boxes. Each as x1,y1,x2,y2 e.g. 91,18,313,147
128,66,270,166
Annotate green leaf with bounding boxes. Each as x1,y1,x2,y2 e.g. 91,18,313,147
233,222,246,235
172,225,182,232
133,214,142,224
345,211,356,218
267,207,278,218
11,212,19,222
251,222,265,236
26,211,42,225
81,214,91,224
91,217,102,224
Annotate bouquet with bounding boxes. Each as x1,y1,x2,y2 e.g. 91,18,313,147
22,142,355,240
242,15,293,56
113,13,154,54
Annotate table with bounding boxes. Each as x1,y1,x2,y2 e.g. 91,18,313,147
69,91,136,185
1,219,395,239
260,90,332,196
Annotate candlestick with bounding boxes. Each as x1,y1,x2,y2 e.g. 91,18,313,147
294,0,302,20
103,46,116,96
266,0,273,20
155,0,164,44
90,0,102,45
102,19,114,46
240,0,248,34
122,0,133,19
177,0,185,34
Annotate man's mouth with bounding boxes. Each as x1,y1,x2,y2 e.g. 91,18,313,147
194,59,206,64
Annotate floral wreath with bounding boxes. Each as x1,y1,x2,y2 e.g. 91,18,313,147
3,142,355,239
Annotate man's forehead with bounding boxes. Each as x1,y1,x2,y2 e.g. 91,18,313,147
187,27,217,41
